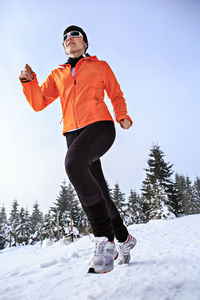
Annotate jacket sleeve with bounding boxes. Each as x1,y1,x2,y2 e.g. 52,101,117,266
19,71,59,112
103,61,133,126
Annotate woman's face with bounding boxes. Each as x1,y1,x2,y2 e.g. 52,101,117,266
63,32,85,56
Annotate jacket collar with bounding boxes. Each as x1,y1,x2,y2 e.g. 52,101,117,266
59,55,98,67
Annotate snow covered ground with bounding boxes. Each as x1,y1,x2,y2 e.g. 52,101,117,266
1,214,200,300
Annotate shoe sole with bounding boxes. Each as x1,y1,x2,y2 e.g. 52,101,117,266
88,266,114,274
88,262,114,274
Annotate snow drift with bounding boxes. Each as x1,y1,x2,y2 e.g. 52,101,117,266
0,214,200,300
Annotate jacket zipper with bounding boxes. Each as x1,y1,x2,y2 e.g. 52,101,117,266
60,58,86,127
72,58,86,129
73,78,78,128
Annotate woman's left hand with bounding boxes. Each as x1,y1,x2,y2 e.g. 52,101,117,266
120,118,132,129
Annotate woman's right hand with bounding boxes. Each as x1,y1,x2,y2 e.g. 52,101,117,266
20,64,34,81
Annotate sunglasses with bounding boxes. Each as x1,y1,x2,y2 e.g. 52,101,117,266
63,31,83,41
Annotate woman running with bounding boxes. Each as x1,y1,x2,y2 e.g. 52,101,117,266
19,25,137,274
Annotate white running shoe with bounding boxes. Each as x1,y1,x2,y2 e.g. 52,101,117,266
88,237,116,274
116,234,137,265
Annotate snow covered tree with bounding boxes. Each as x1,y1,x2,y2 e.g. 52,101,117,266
0,205,7,229
193,177,200,214
18,207,32,245
194,177,200,199
67,183,81,228
175,174,199,216
183,177,194,214
29,201,43,244
31,202,43,230
51,181,83,238
184,176,199,215
112,183,127,221
126,190,143,224
174,174,187,215
9,199,20,246
41,210,56,241
77,208,91,235
141,144,177,221
0,205,9,249
148,181,176,220
52,180,70,213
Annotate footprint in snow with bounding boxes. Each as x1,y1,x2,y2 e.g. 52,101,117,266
70,252,80,258
40,259,59,269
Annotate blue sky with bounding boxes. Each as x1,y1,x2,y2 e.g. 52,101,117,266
0,0,200,214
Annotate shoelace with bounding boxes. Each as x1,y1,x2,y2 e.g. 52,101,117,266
93,241,106,258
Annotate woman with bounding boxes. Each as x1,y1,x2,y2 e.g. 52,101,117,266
19,25,137,274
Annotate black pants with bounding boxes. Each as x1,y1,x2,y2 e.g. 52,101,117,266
65,120,128,242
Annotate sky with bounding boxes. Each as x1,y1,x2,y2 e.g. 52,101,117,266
0,0,200,215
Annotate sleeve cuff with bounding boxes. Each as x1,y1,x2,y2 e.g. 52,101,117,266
19,74,35,83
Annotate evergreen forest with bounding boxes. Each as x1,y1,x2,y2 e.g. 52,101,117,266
1,144,199,249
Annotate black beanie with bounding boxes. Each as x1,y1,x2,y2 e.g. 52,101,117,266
63,25,88,52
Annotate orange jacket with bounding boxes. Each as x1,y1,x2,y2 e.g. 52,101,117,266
20,56,133,135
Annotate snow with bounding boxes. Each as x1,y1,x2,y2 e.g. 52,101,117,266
1,214,200,300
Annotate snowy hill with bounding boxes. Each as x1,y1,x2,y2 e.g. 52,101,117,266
1,214,200,300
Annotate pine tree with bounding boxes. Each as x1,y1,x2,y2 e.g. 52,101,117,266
193,177,200,214
127,190,143,224
9,199,20,246
141,144,177,221
0,205,7,229
51,181,83,239
30,201,43,244
184,176,198,215
175,174,198,215
50,181,69,239
184,177,193,214
148,181,176,220
51,180,70,220
0,205,9,249
41,210,56,241
112,183,127,220
18,207,32,245
174,174,186,215
67,183,81,229
194,177,200,199
77,208,91,235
